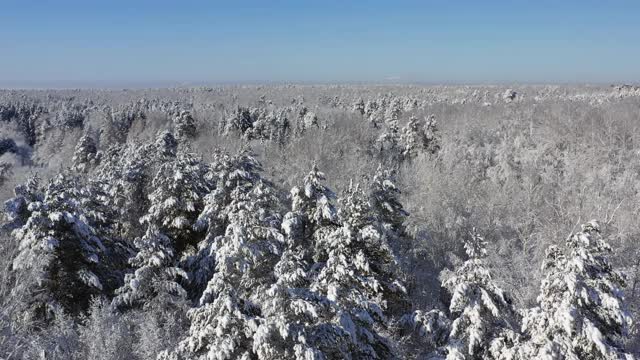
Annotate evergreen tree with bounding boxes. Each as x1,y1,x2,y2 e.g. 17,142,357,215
113,225,188,309
399,308,451,358
156,130,179,158
377,117,400,153
3,174,43,230
10,174,113,321
141,150,212,251
287,164,339,263
174,110,198,140
521,221,634,359
400,116,424,160
424,114,441,155
353,98,365,116
114,150,211,308
72,133,100,173
195,149,263,238
311,182,409,359
443,229,519,360
95,131,180,240
171,153,285,360
369,166,408,235
292,164,338,229
247,166,345,359
251,216,327,360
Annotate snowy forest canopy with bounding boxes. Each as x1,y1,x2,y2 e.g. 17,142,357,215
0,84,639,359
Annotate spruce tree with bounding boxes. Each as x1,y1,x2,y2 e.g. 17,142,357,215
249,166,343,359
369,166,408,235
72,133,99,173
400,116,424,160
174,110,197,140
252,215,327,359
112,225,188,309
171,152,285,360
288,164,339,263
10,174,113,321
443,229,519,360
311,182,409,359
114,150,211,308
521,221,634,359
3,174,43,230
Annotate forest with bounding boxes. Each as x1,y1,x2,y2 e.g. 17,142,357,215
0,84,639,359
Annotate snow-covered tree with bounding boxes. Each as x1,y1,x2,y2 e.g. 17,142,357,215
3,174,43,229
443,229,519,360
424,114,441,154
400,116,424,160
113,224,188,309
369,166,408,234
399,308,451,358
170,152,285,360
310,182,409,359
243,166,347,359
293,165,338,228
174,110,197,140
114,151,211,308
251,217,327,360
72,133,100,173
222,106,255,136
141,151,212,250
521,221,634,359
10,174,113,321
376,112,401,161
384,99,402,124
95,131,181,240
400,115,440,159
353,98,365,116
293,107,320,135
156,130,179,158
288,164,339,260
195,149,263,238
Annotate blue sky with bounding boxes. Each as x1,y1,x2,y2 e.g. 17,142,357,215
2,0,639,85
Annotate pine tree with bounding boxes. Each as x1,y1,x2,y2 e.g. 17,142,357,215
195,149,263,238
72,133,100,173
113,225,188,309
521,221,634,359
174,110,198,140
156,130,179,158
95,131,180,240
369,166,408,235
353,98,365,116
311,182,409,359
10,174,112,321
293,164,338,228
142,151,212,251
400,116,424,160
252,217,327,360
288,164,339,262
399,308,451,357
424,114,441,155
443,229,519,360
3,174,43,230
247,166,343,359
171,152,285,360
376,110,402,164
114,151,211,308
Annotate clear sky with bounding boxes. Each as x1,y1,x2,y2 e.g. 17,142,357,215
2,0,639,86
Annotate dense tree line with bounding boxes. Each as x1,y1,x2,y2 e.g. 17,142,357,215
0,131,635,359
0,85,639,358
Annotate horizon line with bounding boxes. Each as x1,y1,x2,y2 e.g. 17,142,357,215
0,79,636,91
